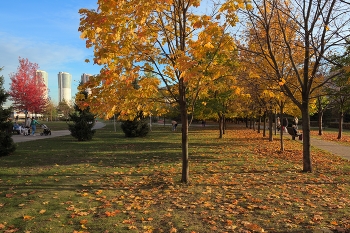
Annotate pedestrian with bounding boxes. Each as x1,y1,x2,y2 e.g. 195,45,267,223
292,116,299,129
276,117,281,131
282,117,288,133
202,120,206,127
25,116,32,134
30,117,39,136
171,120,178,131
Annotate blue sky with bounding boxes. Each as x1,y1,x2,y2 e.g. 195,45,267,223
0,0,101,105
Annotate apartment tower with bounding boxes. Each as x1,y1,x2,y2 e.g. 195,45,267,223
58,72,72,104
36,70,48,98
81,73,92,95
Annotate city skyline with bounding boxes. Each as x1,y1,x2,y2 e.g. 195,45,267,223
0,1,101,105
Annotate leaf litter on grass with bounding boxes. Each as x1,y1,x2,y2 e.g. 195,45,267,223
1,124,350,232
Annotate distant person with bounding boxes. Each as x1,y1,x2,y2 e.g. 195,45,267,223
13,122,21,134
202,120,206,127
282,117,288,132
30,117,39,136
171,120,178,131
25,116,32,134
292,116,299,129
276,117,281,131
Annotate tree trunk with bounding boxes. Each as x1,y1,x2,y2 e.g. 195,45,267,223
269,110,273,141
179,79,189,183
302,100,312,172
274,111,277,135
223,114,226,135
218,113,223,139
263,112,266,137
280,104,284,152
318,111,323,136
337,111,343,139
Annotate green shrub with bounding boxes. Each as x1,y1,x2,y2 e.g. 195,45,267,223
0,73,16,156
120,115,150,137
68,91,96,141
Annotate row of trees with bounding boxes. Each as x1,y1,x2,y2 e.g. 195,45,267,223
77,0,350,183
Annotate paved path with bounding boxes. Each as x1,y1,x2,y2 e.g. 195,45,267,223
12,121,106,143
310,137,350,160
282,133,350,160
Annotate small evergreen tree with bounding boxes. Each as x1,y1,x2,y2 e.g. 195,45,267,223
68,91,96,141
120,112,150,137
0,69,16,156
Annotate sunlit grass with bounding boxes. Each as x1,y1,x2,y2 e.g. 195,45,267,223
1,122,350,232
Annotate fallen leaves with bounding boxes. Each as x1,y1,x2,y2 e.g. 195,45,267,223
1,126,350,232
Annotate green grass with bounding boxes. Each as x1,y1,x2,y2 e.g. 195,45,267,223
1,123,350,232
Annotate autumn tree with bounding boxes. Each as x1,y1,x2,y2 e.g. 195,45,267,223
240,0,350,172
0,68,16,156
9,57,48,122
78,0,243,183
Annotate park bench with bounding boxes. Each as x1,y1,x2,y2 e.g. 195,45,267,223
286,127,303,140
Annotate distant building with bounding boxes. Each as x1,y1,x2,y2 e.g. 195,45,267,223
36,70,48,98
81,73,92,95
58,72,72,104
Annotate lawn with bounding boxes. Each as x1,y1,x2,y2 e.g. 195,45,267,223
1,122,350,233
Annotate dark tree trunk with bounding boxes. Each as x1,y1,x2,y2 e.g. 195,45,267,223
280,104,285,152
218,112,223,139
302,100,312,172
223,114,226,135
179,79,189,183
338,111,343,139
263,112,266,137
318,111,324,136
269,110,273,141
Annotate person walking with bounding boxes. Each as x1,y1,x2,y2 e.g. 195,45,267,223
30,117,39,136
282,117,288,133
171,120,178,131
24,116,32,135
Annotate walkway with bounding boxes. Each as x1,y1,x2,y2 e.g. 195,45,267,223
282,132,350,160
12,121,106,143
310,137,350,160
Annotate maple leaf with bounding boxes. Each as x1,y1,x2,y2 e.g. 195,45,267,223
39,209,46,214
23,215,34,221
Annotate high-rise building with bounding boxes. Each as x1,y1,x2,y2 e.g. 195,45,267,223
36,70,49,98
58,72,72,104
81,73,92,95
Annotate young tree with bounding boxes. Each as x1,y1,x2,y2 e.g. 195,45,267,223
0,68,16,156
9,57,48,121
68,91,96,141
240,0,350,172
57,100,73,121
78,0,243,183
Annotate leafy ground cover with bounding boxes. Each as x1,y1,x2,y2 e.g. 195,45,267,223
1,123,350,233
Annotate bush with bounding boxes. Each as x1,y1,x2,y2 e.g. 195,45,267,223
68,91,96,141
120,117,150,137
0,73,16,156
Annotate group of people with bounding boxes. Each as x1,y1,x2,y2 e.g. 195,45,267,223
12,116,40,136
277,116,299,134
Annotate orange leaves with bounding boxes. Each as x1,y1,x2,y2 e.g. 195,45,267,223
23,215,34,221
104,210,120,217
